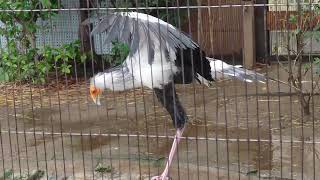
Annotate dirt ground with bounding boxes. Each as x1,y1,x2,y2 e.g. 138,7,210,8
1,64,320,180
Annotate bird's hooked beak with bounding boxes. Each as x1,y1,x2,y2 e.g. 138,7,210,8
90,85,102,106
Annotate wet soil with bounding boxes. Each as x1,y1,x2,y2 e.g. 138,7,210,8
1,64,320,179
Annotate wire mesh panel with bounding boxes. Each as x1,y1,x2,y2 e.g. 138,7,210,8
0,0,320,180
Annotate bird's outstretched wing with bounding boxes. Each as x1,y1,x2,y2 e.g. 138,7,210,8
83,12,198,63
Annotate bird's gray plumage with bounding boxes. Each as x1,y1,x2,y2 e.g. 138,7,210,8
84,12,197,65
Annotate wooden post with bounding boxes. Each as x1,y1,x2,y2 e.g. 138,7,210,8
79,0,91,52
255,0,268,60
242,0,256,69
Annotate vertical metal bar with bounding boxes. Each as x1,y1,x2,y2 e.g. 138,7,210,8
97,1,129,180
89,1,106,179
0,38,4,175
116,4,133,180
69,129,75,178
87,1,99,179
172,1,181,179
4,83,14,179
116,134,120,180
185,0,200,177
89,130,95,179
163,0,172,177
263,1,273,179
307,2,316,179
13,71,23,178
230,1,241,179
8,53,23,178
144,0,157,178
60,5,79,178
47,8,59,177
0,128,4,178
195,1,201,179
47,76,58,178
296,0,305,180
37,5,49,176
78,0,91,177
39,4,51,178
253,4,262,177
152,0,171,177
208,1,221,179
285,1,294,179
52,12,67,179
274,1,283,178
41,130,49,179
217,0,230,179
0,62,5,177
95,1,121,179
98,130,104,180
205,1,220,179
185,132,190,180
38,85,49,179
135,2,154,179
83,0,98,177
17,63,31,178
240,1,252,179
196,1,210,179
152,1,162,176
107,133,114,180
93,1,108,179
133,8,143,179
184,2,191,176
28,81,40,174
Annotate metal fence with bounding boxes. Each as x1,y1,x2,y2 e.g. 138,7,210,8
0,0,320,179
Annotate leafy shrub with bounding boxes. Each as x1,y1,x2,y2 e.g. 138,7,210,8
0,40,88,84
52,40,87,75
103,41,130,66
0,0,59,51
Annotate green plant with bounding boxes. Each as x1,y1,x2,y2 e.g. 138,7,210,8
276,0,320,115
94,163,113,174
54,40,85,74
0,169,13,180
0,40,88,84
0,0,60,84
107,41,130,66
0,45,37,82
0,0,59,51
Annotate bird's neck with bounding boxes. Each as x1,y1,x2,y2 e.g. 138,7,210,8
92,70,138,92
92,73,112,90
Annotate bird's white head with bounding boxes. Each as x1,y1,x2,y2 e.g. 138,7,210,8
89,77,104,106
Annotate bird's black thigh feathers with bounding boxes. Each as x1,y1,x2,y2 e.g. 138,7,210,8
154,83,187,129
174,47,213,84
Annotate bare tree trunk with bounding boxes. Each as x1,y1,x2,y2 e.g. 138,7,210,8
296,0,310,116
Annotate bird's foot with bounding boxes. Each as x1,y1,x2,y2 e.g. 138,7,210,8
150,128,184,180
150,175,170,180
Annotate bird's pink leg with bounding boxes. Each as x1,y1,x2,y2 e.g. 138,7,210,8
151,128,184,180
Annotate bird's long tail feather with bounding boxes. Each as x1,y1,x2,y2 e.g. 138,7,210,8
222,66,266,83
208,58,266,83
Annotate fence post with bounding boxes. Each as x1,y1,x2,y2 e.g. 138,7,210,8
79,0,91,52
242,0,256,69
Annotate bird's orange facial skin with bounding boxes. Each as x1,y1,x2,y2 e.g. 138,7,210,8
90,85,102,105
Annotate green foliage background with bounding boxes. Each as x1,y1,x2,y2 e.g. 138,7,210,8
0,0,88,83
0,0,191,83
